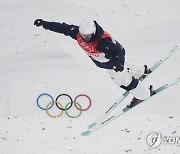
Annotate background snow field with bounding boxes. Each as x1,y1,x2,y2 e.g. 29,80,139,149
0,0,180,153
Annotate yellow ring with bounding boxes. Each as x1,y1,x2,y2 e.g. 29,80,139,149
46,101,64,118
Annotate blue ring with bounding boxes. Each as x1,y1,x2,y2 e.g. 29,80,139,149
36,93,54,110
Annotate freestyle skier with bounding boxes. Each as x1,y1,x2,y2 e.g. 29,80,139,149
34,19,151,107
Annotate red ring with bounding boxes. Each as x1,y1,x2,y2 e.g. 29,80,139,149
74,94,92,111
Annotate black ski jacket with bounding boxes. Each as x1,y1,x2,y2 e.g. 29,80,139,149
42,20,125,69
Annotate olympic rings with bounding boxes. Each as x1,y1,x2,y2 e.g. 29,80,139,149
46,102,64,118
55,94,73,111
36,93,92,118
65,102,82,118
74,94,92,111
36,93,54,110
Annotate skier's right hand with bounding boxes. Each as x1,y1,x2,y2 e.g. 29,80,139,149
113,64,124,72
34,19,44,27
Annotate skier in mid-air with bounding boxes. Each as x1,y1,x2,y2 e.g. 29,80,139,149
34,19,151,107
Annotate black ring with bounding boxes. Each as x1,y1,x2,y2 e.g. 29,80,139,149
55,94,73,111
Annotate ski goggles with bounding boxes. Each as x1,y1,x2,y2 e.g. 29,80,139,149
81,33,93,42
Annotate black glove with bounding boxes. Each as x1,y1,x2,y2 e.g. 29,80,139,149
113,64,124,72
34,19,44,27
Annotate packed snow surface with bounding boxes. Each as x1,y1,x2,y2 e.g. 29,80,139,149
0,0,180,153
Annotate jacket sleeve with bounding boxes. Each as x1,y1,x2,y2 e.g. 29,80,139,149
97,38,125,67
91,58,116,69
42,21,79,40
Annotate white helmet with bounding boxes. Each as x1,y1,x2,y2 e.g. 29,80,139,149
79,20,96,41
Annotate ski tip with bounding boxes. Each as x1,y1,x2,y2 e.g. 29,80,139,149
88,122,97,129
81,130,91,136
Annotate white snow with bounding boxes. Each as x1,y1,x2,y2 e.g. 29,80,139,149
0,0,180,153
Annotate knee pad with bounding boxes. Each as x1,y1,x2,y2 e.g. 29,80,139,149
120,76,139,91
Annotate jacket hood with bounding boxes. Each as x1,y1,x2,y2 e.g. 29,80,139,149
90,21,104,42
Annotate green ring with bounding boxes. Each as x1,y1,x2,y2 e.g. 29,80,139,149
65,102,82,118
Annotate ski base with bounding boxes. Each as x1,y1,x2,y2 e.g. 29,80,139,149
81,77,180,136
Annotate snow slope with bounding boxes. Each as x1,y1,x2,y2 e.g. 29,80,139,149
0,0,180,153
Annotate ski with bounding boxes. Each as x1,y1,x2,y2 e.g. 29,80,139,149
86,46,179,129
81,77,180,136
81,45,180,136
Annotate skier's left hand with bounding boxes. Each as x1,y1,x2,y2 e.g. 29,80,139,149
113,64,124,72
34,19,44,27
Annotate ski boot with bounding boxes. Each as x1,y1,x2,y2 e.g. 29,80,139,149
141,65,152,79
144,65,152,74
127,85,156,108
149,85,156,96
127,97,143,108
